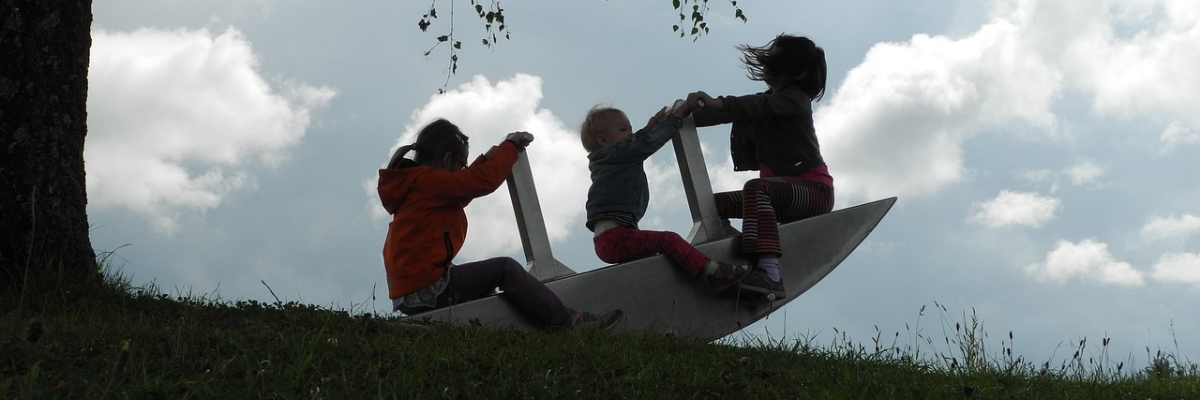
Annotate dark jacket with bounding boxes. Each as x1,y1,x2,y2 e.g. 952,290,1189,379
692,84,824,176
377,141,520,298
584,115,682,230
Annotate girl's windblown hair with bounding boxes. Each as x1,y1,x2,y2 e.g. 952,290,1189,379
738,34,827,101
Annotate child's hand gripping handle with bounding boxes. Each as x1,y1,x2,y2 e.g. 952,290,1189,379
669,99,687,113
667,99,692,118
505,131,535,149
686,91,716,110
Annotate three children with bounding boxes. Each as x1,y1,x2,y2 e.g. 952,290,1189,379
381,33,834,321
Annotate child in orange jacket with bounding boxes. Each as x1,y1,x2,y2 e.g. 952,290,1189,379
378,119,620,330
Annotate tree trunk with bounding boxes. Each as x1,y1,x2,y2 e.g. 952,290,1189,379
0,1,96,295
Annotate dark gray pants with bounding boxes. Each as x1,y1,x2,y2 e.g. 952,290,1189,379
414,257,575,328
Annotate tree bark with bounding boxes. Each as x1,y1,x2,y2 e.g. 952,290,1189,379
1,1,96,294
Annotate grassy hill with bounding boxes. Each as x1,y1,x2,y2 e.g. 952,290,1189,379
4,270,1199,399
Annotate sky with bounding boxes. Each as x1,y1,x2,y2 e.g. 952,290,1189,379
87,0,1200,370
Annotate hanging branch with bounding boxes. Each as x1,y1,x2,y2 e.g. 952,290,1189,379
673,0,746,41
417,0,508,93
417,0,743,91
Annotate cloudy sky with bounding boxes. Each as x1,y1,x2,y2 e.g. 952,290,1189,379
87,0,1199,369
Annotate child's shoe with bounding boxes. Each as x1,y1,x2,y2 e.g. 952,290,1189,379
570,309,623,331
737,268,786,300
706,262,751,291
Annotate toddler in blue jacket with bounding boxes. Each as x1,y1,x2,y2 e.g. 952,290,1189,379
581,102,750,291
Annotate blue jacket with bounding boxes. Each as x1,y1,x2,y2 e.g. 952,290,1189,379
584,115,682,230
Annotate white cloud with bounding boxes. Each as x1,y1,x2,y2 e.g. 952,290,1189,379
1141,214,1200,242
372,74,590,261
1025,238,1144,286
641,154,684,230
1151,252,1200,285
815,0,1199,205
1065,159,1104,186
968,190,1060,228
1047,0,1200,137
1019,159,1105,192
818,17,1062,204
87,27,335,232
1161,121,1200,152
1018,168,1057,185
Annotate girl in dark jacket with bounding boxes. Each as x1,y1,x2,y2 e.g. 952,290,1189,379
685,34,835,301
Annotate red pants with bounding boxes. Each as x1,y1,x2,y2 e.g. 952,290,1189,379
593,226,710,276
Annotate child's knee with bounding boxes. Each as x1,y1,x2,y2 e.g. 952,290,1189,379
495,257,524,273
742,178,768,192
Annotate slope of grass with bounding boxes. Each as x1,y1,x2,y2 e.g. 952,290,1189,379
3,271,1199,399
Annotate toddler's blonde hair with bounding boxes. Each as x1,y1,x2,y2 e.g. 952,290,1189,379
579,105,622,152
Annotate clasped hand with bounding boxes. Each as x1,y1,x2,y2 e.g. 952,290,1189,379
505,131,534,148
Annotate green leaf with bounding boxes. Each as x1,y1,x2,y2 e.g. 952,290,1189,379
437,35,449,42
673,0,680,9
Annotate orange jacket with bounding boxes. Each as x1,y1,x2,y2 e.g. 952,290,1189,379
377,141,520,299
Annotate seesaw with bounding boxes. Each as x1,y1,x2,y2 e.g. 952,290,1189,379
404,116,895,341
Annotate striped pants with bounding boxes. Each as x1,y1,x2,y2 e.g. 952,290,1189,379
714,177,834,257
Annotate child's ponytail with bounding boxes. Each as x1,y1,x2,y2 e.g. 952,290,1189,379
387,144,416,169
386,119,470,169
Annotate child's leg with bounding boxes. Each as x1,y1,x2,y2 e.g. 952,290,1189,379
440,257,575,328
738,177,834,257
731,177,835,297
714,190,744,219
775,181,835,224
594,226,710,276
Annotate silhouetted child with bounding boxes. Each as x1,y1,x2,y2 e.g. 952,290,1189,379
580,103,750,291
686,34,836,300
379,119,621,330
